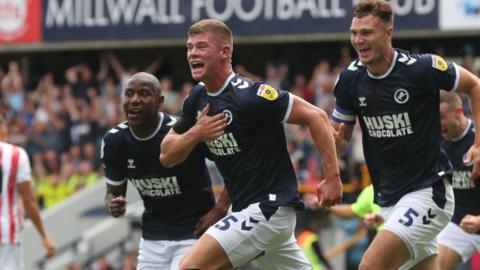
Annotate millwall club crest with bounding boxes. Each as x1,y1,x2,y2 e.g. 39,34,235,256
223,109,233,125
394,89,409,104
0,0,28,41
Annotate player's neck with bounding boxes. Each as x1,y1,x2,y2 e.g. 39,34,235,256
130,113,160,138
204,66,233,92
367,46,394,75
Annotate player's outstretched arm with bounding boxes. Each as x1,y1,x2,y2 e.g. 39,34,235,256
456,66,480,181
18,181,56,258
194,188,231,237
160,104,227,167
105,182,127,218
287,96,342,208
330,204,356,219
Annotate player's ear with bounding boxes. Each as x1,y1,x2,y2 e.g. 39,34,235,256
157,95,165,109
385,25,393,40
222,44,232,59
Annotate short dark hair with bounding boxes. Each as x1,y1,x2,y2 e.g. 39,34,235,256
353,0,394,26
440,90,462,111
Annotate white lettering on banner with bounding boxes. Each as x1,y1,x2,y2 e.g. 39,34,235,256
362,113,414,138
44,0,436,29
45,0,185,28
391,0,435,16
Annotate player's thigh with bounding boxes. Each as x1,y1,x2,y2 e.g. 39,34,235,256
137,238,196,270
0,244,21,270
179,234,232,270
437,245,462,270
256,234,312,270
359,229,410,270
438,222,480,265
202,203,299,268
384,179,454,269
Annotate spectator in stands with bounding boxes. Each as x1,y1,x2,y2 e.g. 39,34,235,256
106,52,163,90
102,72,230,269
0,115,56,268
160,19,342,269
332,1,480,269
437,91,480,270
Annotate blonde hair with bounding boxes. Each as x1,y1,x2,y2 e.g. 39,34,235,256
188,19,233,47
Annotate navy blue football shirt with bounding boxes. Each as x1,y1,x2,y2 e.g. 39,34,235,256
174,73,303,215
442,120,480,232
333,49,459,206
101,112,215,240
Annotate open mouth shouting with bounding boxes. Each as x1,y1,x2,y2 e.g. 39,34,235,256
190,60,205,74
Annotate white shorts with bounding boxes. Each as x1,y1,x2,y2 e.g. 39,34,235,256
381,178,454,270
438,222,480,262
136,238,196,270
0,244,22,270
206,203,311,269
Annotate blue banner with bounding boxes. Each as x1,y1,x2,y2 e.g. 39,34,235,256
42,0,439,42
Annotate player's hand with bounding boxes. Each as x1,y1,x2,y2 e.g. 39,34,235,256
42,236,56,258
109,196,127,217
192,103,227,142
364,213,384,229
460,214,480,234
194,207,228,237
465,144,480,182
316,176,343,209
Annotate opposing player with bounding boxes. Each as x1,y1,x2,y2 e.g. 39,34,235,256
332,0,480,269
0,116,56,269
160,19,342,269
102,72,230,269
437,91,480,270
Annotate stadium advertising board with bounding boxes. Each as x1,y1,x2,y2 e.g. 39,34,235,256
439,0,480,30
0,0,42,43
41,0,438,42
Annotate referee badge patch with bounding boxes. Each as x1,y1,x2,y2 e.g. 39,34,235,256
431,55,448,71
257,84,278,101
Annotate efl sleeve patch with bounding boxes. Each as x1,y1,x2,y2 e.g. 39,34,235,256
257,84,278,101
431,55,448,71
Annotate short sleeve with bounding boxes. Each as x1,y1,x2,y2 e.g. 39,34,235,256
425,54,459,92
332,71,357,125
246,83,293,124
16,147,31,183
101,133,126,186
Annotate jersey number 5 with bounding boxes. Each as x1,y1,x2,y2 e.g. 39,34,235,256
398,208,419,227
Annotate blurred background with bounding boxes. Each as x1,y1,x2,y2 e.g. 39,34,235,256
1,0,479,269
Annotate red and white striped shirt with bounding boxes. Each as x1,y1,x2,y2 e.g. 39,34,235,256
0,142,31,244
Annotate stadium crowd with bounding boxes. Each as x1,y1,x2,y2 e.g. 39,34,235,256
0,42,478,269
